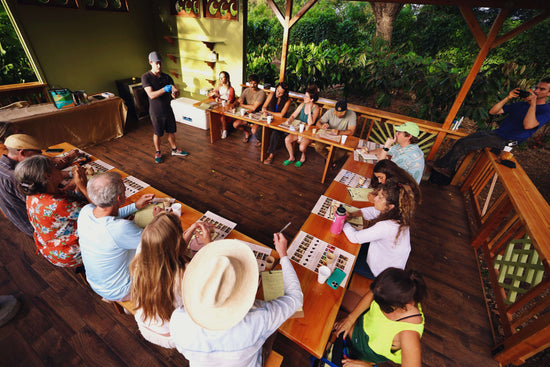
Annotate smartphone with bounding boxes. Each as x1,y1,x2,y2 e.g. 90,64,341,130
45,148,64,153
518,90,530,99
326,268,346,289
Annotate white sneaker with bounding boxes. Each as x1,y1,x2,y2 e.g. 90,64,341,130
221,130,228,139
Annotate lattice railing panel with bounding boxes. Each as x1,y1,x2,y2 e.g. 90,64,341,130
494,236,545,305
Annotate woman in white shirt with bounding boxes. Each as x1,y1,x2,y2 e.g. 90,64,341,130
343,182,417,279
129,212,212,348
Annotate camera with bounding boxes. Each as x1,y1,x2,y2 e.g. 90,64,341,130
517,90,530,99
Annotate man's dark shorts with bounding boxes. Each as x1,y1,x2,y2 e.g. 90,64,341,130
151,116,177,137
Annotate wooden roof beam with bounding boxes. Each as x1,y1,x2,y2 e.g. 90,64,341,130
290,0,319,28
266,0,285,26
492,9,550,48
460,6,486,49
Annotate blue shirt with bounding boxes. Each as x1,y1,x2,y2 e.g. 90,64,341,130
77,203,142,301
388,144,425,184
495,102,550,142
170,256,303,367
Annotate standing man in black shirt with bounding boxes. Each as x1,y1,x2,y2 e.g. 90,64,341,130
142,51,188,163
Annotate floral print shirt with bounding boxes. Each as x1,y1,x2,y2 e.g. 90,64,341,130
26,193,84,267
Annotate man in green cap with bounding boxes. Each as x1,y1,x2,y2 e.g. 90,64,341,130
373,122,424,183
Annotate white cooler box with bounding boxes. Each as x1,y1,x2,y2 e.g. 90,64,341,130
170,97,209,130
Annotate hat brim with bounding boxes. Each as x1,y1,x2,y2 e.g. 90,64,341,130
182,239,259,330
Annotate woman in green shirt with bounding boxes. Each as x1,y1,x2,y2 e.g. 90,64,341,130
334,268,427,367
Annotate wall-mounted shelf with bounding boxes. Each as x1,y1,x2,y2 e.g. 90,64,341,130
168,70,180,79
166,53,179,63
163,35,224,51
205,79,216,87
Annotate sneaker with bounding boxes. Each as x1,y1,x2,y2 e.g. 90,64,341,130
154,152,162,164
0,295,20,327
221,130,228,139
171,149,189,157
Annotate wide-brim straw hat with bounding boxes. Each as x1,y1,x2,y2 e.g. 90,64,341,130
182,239,258,331
4,134,43,150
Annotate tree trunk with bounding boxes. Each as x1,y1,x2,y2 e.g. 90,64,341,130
369,2,403,46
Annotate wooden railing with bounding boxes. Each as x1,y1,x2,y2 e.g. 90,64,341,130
458,148,550,365
248,85,470,159
0,82,50,107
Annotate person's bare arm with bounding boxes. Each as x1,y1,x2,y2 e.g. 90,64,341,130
376,136,396,160
308,105,320,126
399,330,422,367
489,88,518,115
144,86,169,100
523,92,540,129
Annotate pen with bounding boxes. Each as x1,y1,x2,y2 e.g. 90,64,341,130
279,222,291,234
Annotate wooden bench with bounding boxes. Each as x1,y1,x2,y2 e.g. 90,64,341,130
265,350,283,367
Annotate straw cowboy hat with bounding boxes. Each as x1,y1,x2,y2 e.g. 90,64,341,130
4,134,43,150
182,239,258,330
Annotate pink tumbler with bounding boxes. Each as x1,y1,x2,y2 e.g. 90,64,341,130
330,204,347,234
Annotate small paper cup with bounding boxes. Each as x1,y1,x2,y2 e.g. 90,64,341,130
240,109,246,116
170,203,182,217
299,124,305,133
317,265,332,284
265,256,275,270
266,115,273,124
341,135,348,144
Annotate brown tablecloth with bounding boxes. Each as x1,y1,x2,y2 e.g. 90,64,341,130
1,97,127,148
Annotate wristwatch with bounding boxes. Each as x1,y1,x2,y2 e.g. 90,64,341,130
383,147,390,152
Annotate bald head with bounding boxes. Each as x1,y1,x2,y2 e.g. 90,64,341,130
87,171,125,208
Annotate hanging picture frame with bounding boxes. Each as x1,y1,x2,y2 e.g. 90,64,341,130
17,0,79,9
203,0,238,21
172,0,200,18
83,0,129,12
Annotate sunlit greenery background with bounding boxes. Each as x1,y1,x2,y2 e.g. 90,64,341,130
246,0,550,124
0,3,37,86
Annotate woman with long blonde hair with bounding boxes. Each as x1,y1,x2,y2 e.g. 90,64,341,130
130,211,212,348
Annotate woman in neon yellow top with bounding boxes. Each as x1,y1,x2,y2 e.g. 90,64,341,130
334,268,427,366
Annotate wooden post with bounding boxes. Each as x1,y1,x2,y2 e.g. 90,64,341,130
279,0,293,82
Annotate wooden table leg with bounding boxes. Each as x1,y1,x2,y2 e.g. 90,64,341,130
208,110,222,144
261,126,271,162
322,145,334,184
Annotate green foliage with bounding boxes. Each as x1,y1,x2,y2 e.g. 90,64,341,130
247,2,550,124
0,5,37,85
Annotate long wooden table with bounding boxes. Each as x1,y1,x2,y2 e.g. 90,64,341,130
197,99,360,183
48,142,373,359
45,142,277,260
277,156,375,358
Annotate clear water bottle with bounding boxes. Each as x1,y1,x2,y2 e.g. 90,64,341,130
330,204,347,234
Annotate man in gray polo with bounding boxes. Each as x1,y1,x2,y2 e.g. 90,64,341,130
315,100,357,162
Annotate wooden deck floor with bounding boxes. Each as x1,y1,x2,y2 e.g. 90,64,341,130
0,120,502,366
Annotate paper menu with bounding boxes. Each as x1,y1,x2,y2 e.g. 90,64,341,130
243,241,274,273
312,195,361,220
123,175,150,198
288,231,355,288
334,169,370,188
85,159,114,173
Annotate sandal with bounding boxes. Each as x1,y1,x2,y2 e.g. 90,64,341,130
295,160,306,168
242,135,250,143
283,159,295,166
255,141,262,147
264,156,274,165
